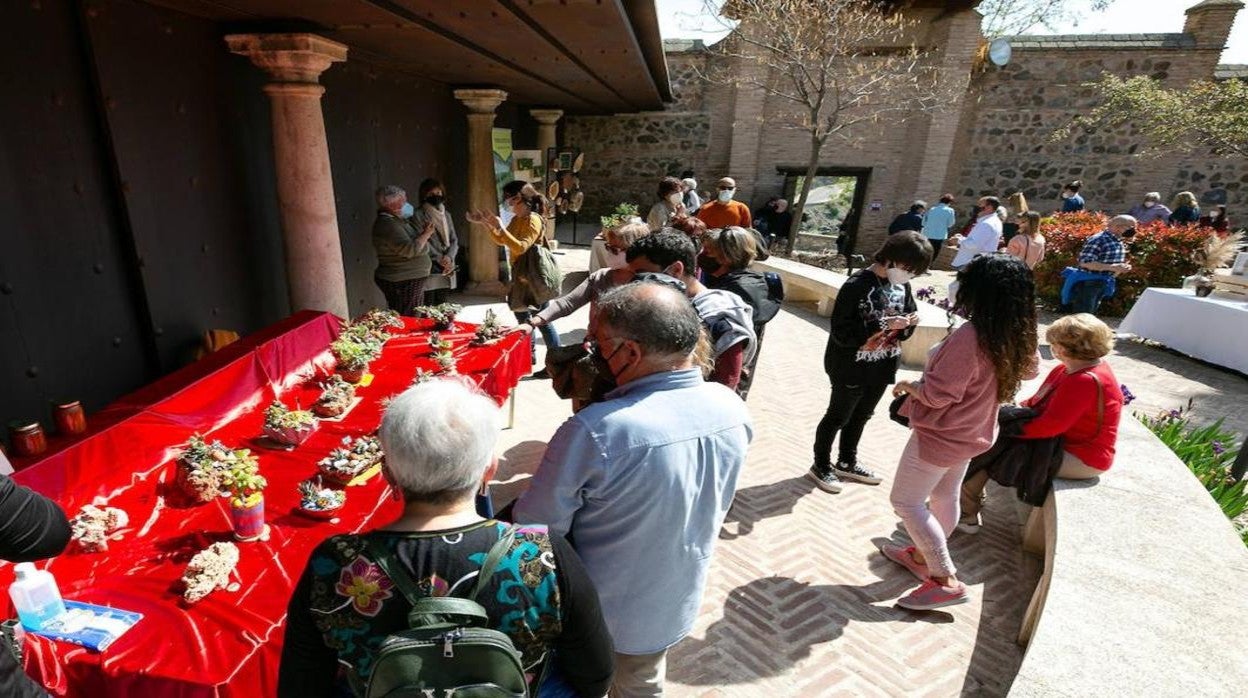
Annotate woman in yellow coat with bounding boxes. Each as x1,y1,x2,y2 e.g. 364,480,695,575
467,181,561,368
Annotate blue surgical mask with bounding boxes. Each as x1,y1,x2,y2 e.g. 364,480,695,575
400,202,415,218
717,189,735,203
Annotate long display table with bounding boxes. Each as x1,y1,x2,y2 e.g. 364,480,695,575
1,311,529,697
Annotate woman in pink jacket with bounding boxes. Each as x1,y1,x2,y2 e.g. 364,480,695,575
879,254,1039,610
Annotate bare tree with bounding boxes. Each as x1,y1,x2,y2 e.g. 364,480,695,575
979,0,1111,37
699,0,948,255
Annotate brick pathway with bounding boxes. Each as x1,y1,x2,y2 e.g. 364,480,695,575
458,248,1039,697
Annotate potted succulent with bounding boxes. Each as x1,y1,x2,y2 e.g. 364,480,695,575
412,303,463,331
175,435,231,503
472,309,506,346
220,448,267,542
356,308,403,336
312,375,356,418
331,335,380,383
262,400,318,446
427,332,453,354
296,478,347,520
317,435,384,487
432,349,456,375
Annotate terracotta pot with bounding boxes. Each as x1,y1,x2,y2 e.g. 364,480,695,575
337,365,366,383
231,497,266,541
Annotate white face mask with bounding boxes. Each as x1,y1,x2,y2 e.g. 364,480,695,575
1143,201,1155,208
1061,192,1072,199
668,193,683,207
717,189,735,203
886,267,914,285
1210,211,1220,219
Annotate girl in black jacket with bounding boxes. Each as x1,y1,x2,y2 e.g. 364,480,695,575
808,232,933,494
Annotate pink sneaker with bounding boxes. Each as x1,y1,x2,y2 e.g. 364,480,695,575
896,578,969,611
878,542,929,581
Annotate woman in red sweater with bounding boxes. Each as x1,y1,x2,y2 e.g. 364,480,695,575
958,314,1123,534
879,254,1039,610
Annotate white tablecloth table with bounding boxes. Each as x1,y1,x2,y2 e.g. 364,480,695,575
1118,287,1248,374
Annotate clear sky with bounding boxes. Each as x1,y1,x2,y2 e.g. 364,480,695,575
656,0,1248,64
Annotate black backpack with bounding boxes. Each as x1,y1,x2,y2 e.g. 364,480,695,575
362,525,534,698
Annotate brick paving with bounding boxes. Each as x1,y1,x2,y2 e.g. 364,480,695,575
458,247,1042,697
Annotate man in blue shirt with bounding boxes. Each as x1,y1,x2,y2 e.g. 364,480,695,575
1071,214,1135,314
921,193,957,252
514,281,753,697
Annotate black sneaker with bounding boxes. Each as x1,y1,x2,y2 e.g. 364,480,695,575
807,464,843,494
833,461,882,485
530,368,551,380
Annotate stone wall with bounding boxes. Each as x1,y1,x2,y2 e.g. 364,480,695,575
953,48,1248,216
563,51,719,222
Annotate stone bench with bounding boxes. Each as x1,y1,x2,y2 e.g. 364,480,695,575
1008,415,1248,696
752,255,956,368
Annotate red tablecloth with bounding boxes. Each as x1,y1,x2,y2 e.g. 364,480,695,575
2,312,529,697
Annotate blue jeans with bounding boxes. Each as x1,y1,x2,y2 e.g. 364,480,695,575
1069,279,1108,314
514,305,560,363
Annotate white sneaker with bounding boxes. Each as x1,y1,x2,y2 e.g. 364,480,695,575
956,513,981,535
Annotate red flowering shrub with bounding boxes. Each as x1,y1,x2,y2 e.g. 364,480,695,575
1032,213,1206,316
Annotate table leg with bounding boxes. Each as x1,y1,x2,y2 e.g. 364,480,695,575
507,388,516,430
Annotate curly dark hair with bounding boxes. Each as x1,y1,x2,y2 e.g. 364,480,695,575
953,253,1038,402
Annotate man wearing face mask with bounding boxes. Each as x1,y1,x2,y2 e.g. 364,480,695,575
696,177,753,229
626,232,757,390
950,196,1003,270
1065,214,1135,315
513,281,753,698
372,185,437,315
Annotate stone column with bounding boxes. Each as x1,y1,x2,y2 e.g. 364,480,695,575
454,88,509,292
225,33,349,318
530,108,563,155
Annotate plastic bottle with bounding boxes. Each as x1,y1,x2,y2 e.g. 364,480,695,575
8,563,66,631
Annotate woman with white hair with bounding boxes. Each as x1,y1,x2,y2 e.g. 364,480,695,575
681,177,702,211
1169,191,1201,226
372,184,437,315
279,379,614,697
1127,192,1172,224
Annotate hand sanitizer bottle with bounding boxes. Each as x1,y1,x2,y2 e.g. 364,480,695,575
8,563,66,631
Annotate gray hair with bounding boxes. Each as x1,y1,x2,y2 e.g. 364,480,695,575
379,379,500,503
376,185,405,209
682,178,697,190
1109,214,1138,231
1144,191,1161,201
597,282,700,358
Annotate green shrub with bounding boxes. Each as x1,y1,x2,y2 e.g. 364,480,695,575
1032,212,1207,317
1139,403,1247,545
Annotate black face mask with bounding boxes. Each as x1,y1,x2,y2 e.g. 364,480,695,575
1121,228,1136,239
424,195,445,207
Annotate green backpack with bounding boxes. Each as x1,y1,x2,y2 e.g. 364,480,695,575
362,525,531,698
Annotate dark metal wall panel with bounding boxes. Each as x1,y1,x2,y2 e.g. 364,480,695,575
0,0,154,429
321,59,463,314
84,0,289,370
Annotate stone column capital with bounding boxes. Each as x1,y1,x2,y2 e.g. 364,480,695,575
529,108,565,125
453,88,509,114
225,33,347,83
